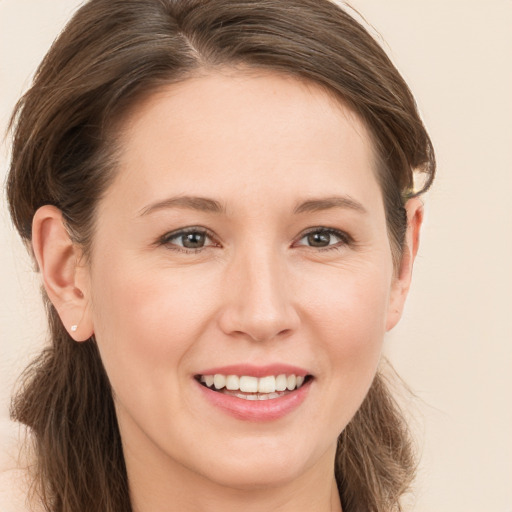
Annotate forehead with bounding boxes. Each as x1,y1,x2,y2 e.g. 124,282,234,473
107,69,383,217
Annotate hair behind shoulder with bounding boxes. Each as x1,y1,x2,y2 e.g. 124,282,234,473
7,1,434,510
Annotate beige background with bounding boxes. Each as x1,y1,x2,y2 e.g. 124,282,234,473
1,1,511,511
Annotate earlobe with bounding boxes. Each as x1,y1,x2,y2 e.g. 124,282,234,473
32,206,94,342
385,197,424,332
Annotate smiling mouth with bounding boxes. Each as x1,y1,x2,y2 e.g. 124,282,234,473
195,373,313,400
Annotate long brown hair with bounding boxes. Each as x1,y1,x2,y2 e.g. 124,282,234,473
7,1,435,510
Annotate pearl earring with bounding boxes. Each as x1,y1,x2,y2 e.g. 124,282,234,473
71,325,78,332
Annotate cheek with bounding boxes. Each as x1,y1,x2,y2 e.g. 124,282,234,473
301,260,392,347
88,259,217,396
300,263,392,424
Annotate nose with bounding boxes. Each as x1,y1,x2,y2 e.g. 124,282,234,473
217,246,300,343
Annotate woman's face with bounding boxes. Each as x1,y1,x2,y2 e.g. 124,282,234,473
82,70,409,490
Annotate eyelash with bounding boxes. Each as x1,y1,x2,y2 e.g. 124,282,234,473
158,227,219,254
295,227,353,252
158,226,353,254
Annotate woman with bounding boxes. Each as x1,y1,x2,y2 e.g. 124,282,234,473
5,0,435,510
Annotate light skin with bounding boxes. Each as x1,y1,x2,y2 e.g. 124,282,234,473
32,70,423,512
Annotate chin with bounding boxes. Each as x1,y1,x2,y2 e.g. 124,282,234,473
191,438,325,491
199,460,303,491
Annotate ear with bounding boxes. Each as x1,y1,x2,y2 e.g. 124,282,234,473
386,197,424,332
32,205,94,341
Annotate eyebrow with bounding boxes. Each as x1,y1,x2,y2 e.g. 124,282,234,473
139,194,367,217
139,195,226,216
293,195,367,215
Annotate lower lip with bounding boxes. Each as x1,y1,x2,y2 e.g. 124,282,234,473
196,379,312,422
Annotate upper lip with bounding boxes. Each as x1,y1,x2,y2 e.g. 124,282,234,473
195,363,310,378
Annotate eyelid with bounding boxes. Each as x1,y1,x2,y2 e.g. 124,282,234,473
157,225,352,253
294,227,353,249
158,226,220,251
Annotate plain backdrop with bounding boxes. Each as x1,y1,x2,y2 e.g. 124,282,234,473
1,1,511,511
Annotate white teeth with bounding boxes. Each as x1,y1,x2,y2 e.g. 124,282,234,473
286,374,297,391
275,374,287,391
225,375,239,390
199,373,308,394
258,376,276,393
223,390,286,401
213,374,226,390
239,376,258,393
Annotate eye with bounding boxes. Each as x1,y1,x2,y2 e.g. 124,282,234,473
159,227,218,252
295,228,351,250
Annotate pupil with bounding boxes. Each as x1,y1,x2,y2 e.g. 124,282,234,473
183,232,205,248
308,232,330,247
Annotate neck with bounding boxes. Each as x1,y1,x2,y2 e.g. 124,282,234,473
123,435,342,512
